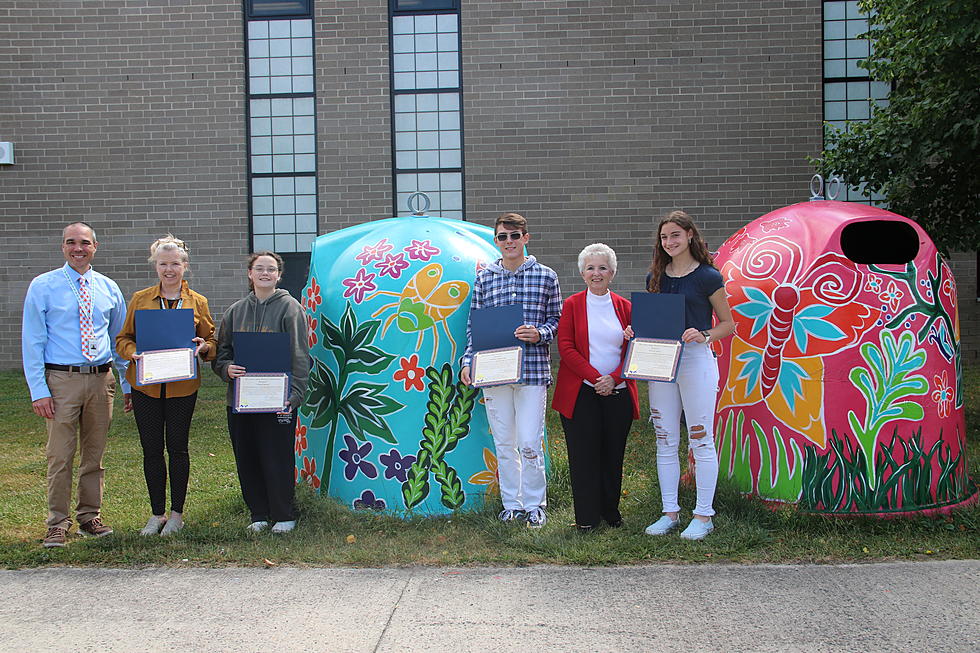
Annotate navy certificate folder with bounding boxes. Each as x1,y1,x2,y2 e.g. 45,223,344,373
630,292,685,340
135,308,195,353
233,331,291,373
470,304,523,351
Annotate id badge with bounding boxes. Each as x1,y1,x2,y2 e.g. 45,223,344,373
84,338,100,358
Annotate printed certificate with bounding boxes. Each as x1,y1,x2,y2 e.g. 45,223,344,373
136,348,196,385
471,346,523,388
622,338,683,382
234,373,290,413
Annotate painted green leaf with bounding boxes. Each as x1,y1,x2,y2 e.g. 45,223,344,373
431,458,465,510
339,381,404,444
302,359,338,430
346,344,396,375
402,449,432,509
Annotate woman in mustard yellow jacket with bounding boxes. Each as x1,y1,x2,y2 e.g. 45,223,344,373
116,235,217,536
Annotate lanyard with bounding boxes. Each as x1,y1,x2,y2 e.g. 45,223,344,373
159,297,184,310
63,268,94,320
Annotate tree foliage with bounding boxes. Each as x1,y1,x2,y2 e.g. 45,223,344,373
816,0,980,254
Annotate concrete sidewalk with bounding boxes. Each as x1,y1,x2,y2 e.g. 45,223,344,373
2,560,977,652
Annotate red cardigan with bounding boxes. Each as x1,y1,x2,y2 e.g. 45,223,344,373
551,290,640,420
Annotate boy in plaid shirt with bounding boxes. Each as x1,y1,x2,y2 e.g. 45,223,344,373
461,213,561,528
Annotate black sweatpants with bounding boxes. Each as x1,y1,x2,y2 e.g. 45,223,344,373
226,408,296,523
131,387,198,515
560,384,634,528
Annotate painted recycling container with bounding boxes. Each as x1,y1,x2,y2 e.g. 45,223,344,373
294,212,502,515
714,200,976,515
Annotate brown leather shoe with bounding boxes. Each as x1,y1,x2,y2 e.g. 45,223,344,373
42,526,68,548
78,517,113,537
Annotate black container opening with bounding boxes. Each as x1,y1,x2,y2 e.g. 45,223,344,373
840,220,920,264
278,251,311,302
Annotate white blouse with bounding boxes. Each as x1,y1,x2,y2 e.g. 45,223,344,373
585,291,625,386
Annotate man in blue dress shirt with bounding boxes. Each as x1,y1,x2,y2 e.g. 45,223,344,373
22,222,131,548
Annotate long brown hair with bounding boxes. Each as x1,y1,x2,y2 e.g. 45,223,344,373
646,210,716,293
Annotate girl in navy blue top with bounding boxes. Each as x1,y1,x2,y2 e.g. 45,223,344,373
636,210,735,540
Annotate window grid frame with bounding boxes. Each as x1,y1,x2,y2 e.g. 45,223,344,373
245,12,319,254
388,4,466,220
821,0,891,204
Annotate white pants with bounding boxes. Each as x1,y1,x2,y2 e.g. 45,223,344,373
649,342,719,517
482,383,548,511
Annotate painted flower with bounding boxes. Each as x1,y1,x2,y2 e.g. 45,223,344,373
932,370,953,418
338,434,378,481
305,276,322,312
404,239,440,261
355,238,393,265
468,448,499,496
941,275,955,299
374,252,410,279
864,274,882,293
393,354,426,392
353,489,386,511
306,313,318,348
341,267,378,304
878,280,905,313
294,423,308,457
379,448,416,483
300,456,320,490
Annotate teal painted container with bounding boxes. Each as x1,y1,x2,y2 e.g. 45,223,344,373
295,213,502,514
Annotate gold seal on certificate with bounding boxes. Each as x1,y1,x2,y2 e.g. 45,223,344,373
622,338,683,382
234,373,290,413
471,346,523,388
136,348,197,385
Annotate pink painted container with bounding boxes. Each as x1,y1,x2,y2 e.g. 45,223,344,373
713,200,976,515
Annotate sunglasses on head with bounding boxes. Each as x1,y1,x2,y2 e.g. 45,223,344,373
495,231,524,242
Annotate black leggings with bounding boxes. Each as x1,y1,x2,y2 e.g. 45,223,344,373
131,388,198,515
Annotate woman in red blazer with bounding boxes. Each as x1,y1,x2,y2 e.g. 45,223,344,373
552,243,639,531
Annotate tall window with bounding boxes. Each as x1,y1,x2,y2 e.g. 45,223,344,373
389,1,464,218
245,2,318,257
822,1,889,203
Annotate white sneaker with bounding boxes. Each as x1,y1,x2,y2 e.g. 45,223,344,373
679,518,714,541
140,515,167,536
525,507,547,529
498,509,524,522
271,520,296,534
247,521,269,533
160,513,184,536
644,515,679,536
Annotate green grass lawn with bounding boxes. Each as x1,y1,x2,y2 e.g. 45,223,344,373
1,368,977,568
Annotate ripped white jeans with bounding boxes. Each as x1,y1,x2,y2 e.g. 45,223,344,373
649,341,719,517
482,383,548,511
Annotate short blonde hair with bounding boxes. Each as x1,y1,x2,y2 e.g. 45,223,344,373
577,242,617,274
148,234,189,264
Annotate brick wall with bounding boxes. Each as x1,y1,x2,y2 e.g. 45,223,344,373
1,0,976,371
461,0,825,292
316,0,392,229
0,0,250,372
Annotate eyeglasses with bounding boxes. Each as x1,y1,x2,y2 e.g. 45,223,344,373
495,231,524,242
251,266,279,273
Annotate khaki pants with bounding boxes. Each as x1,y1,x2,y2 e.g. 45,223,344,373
44,369,115,529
